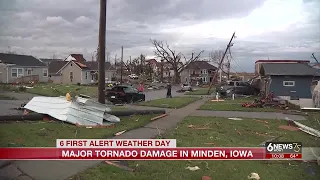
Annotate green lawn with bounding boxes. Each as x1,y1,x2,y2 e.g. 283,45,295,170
0,83,99,97
26,84,99,97
199,97,285,112
137,97,201,109
185,88,215,95
73,115,320,180
0,114,158,147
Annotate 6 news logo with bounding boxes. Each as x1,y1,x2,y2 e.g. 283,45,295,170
265,142,302,153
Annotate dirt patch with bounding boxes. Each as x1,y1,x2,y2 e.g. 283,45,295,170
278,125,299,131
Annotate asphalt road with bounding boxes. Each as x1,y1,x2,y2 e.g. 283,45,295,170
0,86,183,115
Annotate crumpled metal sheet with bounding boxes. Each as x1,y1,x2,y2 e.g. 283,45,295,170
24,96,120,126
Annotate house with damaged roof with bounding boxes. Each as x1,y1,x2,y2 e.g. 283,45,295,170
259,63,320,99
0,53,48,83
48,54,116,84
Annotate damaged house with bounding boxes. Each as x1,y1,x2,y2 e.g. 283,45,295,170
259,63,320,99
48,54,116,84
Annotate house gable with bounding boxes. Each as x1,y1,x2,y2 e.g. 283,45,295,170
57,60,83,74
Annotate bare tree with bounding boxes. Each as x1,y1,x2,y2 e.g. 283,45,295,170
151,39,203,84
209,50,224,66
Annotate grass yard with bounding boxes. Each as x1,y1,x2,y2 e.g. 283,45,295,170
138,97,201,109
185,88,215,95
0,94,17,100
26,84,99,97
0,114,159,147
199,97,284,112
0,83,98,97
73,115,320,180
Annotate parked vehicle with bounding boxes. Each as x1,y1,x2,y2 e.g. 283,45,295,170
181,83,193,91
106,85,145,104
128,74,139,79
217,81,259,96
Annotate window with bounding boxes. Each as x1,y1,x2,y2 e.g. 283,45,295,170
85,72,88,79
43,69,48,77
200,70,203,74
27,69,32,75
11,68,23,77
124,87,138,93
69,72,73,80
228,81,235,86
204,77,207,82
202,69,208,74
283,81,295,87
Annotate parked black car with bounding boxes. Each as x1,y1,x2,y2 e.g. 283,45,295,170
216,81,259,96
106,85,146,104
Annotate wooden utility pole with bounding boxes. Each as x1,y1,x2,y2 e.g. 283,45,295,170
312,53,319,64
140,54,144,75
98,0,106,104
120,46,123,84
207,32,236,94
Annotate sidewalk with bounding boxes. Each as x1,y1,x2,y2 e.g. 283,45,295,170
0,98,208,180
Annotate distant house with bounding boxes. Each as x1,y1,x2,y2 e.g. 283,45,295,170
230,72,256,81
260,63,320,99
0,53,48,83
145,59,158,73
180,61,217,85
48,54,116,84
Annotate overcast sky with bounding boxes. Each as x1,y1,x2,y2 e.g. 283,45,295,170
0,0,319,72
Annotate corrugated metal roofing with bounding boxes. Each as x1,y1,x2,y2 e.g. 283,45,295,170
24,96,120,126
261,63,318,76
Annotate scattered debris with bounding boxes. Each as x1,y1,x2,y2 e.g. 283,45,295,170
105,161,135,172
285,118,320,137
248,172,260,180
40,128,45,131
86,127,93,129
114,130,126,136
24,96,120,127
202,176,212,180
211,99,225,102
151,114,168,121
228,117,243,121
301,107,320,111
66,93,72,101
185,166,200,171
255,120,268,124
188,123,211,130
278,125,299,131
235,128,241,135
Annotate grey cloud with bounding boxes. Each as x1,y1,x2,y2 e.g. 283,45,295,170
0,0,319,72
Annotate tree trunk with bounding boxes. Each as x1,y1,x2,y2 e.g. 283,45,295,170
174,69,180,84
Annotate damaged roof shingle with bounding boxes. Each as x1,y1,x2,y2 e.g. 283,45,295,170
261,63,319,76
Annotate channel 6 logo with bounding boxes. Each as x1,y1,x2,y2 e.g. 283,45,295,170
265,142,302,153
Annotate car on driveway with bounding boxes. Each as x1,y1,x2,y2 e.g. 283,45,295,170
217,81,259,96
106,85,145,104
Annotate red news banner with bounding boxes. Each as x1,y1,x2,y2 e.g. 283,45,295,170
0,139,302,160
